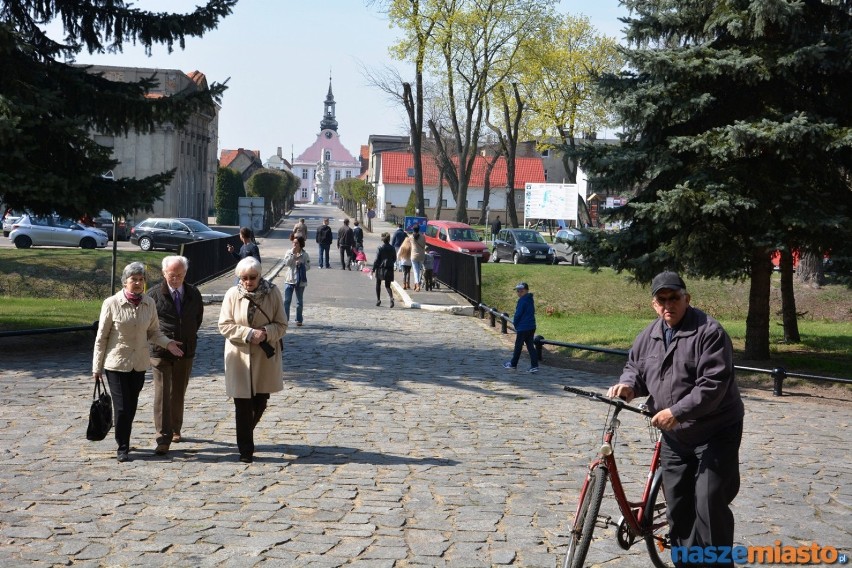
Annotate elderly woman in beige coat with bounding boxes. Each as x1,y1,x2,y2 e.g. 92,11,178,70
93,261,184,463
218,257,287,463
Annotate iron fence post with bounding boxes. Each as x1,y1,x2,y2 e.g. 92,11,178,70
534,335,544,361
501,313,510,334
772,367,787,396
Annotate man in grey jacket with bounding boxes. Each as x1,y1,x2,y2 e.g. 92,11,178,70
607,271,744,567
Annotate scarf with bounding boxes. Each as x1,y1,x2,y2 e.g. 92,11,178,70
124,290,143,307
239,278,272,325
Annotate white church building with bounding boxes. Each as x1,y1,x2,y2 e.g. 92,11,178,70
291,78,361,204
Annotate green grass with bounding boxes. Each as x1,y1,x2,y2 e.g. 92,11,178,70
0,249,168,330
481,263,852,378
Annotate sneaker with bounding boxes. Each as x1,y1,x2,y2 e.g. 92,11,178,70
117,451,132,463
528,367,539,374
503,361,516,370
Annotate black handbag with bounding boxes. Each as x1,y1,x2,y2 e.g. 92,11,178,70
86,377,113,441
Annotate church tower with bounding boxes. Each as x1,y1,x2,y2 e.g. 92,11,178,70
319,75,338,132
291,74,360,205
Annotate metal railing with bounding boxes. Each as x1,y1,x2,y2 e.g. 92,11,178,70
431,247,482,305
0,322,97,338
475,301,849,397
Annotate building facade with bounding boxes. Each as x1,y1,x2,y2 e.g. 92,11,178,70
87,65,218,221
291,78,360,204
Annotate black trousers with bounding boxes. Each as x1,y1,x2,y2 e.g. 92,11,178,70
375,273,393,300
233,394,269,458
339,245,354,268
662,420,743,568
105,369,146,453
510,329,538,368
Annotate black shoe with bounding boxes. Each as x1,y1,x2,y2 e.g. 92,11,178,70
390,299,395,308
117,451,131,463
154,443,169,456
376,300,381,306
239,454,253,463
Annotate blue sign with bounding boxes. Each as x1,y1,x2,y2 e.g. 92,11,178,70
367,209,376,219
404,216,428,233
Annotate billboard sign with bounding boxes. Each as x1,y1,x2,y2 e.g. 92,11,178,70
524,183,580,221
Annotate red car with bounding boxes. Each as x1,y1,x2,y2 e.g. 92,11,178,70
424,220,490,261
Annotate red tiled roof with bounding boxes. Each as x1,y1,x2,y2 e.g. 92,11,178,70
381,152,544,189
219,148,261,169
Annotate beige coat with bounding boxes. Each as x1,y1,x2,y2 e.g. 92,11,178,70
218,284,287,399
93,291,172,374
409,233,426,263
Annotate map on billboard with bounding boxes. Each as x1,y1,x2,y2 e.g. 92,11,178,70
524,183,580,221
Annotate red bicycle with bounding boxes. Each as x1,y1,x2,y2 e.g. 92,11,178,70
562,385,672,568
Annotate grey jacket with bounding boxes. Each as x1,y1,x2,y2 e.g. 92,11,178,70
618,306,744,446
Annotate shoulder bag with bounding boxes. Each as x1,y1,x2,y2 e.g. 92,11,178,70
86,376,113,441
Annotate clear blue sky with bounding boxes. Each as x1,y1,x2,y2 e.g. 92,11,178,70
70,1,629,163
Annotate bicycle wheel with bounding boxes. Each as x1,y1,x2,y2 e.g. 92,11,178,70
563,466,607,568
643,469,673,568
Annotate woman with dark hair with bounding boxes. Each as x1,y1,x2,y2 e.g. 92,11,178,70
372,232,397,307
226,227,261,262
92,262,184,462
282,236,311,327
218,257,287,463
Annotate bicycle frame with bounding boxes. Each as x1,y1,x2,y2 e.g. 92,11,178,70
581,404,663,539
563,385,671,567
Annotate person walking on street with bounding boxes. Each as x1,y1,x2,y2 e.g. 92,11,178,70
397,236,413,289
337,218,355,270
315,217,333,268
291,218,308,241
606,272,744,568
391,223,406,251
491,216,502,241
353,220,364,251
282,236,311,327
227,227,261,263
409,225,426,292
503,282,538,373
218,257,287,464
92,262,184,463
147,256,203,454
372,232,397,307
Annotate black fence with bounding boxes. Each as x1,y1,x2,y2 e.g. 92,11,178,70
430,247,482,305
182,235,242,285
474,302,850,397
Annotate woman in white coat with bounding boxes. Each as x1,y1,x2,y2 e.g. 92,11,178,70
218,257,287,463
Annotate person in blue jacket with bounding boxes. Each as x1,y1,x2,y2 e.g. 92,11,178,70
504,282,538,373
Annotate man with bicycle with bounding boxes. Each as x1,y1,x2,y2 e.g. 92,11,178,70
608,271,744,568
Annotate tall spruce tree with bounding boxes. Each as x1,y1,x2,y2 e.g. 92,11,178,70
0,0,235,218
575,0,852,360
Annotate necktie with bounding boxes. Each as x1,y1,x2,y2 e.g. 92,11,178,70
173,290,181,316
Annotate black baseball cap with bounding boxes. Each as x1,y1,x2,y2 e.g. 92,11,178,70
651,271,686,296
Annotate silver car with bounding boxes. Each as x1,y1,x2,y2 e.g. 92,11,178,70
551,228,586,266
2,209,24,237
9,214,109,249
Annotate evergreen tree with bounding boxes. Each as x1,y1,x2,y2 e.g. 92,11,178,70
214,166,243,225
0,0,236,218
575,0,852,360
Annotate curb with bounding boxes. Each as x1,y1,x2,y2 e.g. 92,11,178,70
391,281,474,315
200,258,286,305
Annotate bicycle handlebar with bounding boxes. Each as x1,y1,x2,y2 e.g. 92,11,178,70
563,385,654,417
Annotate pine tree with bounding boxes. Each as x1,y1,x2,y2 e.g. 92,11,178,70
0,0,236,218
575,0,852,360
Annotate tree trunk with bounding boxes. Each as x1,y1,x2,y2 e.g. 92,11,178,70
744,249,773,360
796,249,824,288
435,172,444,220
779,249,800,343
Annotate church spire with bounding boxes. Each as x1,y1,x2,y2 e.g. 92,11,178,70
320,72,338,132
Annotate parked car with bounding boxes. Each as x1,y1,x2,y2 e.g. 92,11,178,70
424,220,490,261
491,228,555,264
9,214,109,249
130,217,229,251
551,227,587,266
92,210,128,241
2,209,24,237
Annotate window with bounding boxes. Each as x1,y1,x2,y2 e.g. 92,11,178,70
541,149,549,157
324,150,331,160
441,199,448,207
345,171,352,178
335,170,341,181
477,201,484,208
301,188,308,199
302,169,308,180
424,199,431,207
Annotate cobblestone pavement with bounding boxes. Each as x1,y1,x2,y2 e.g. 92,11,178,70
0,205,849,567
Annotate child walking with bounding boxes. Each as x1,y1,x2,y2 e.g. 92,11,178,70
504,282,539,373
